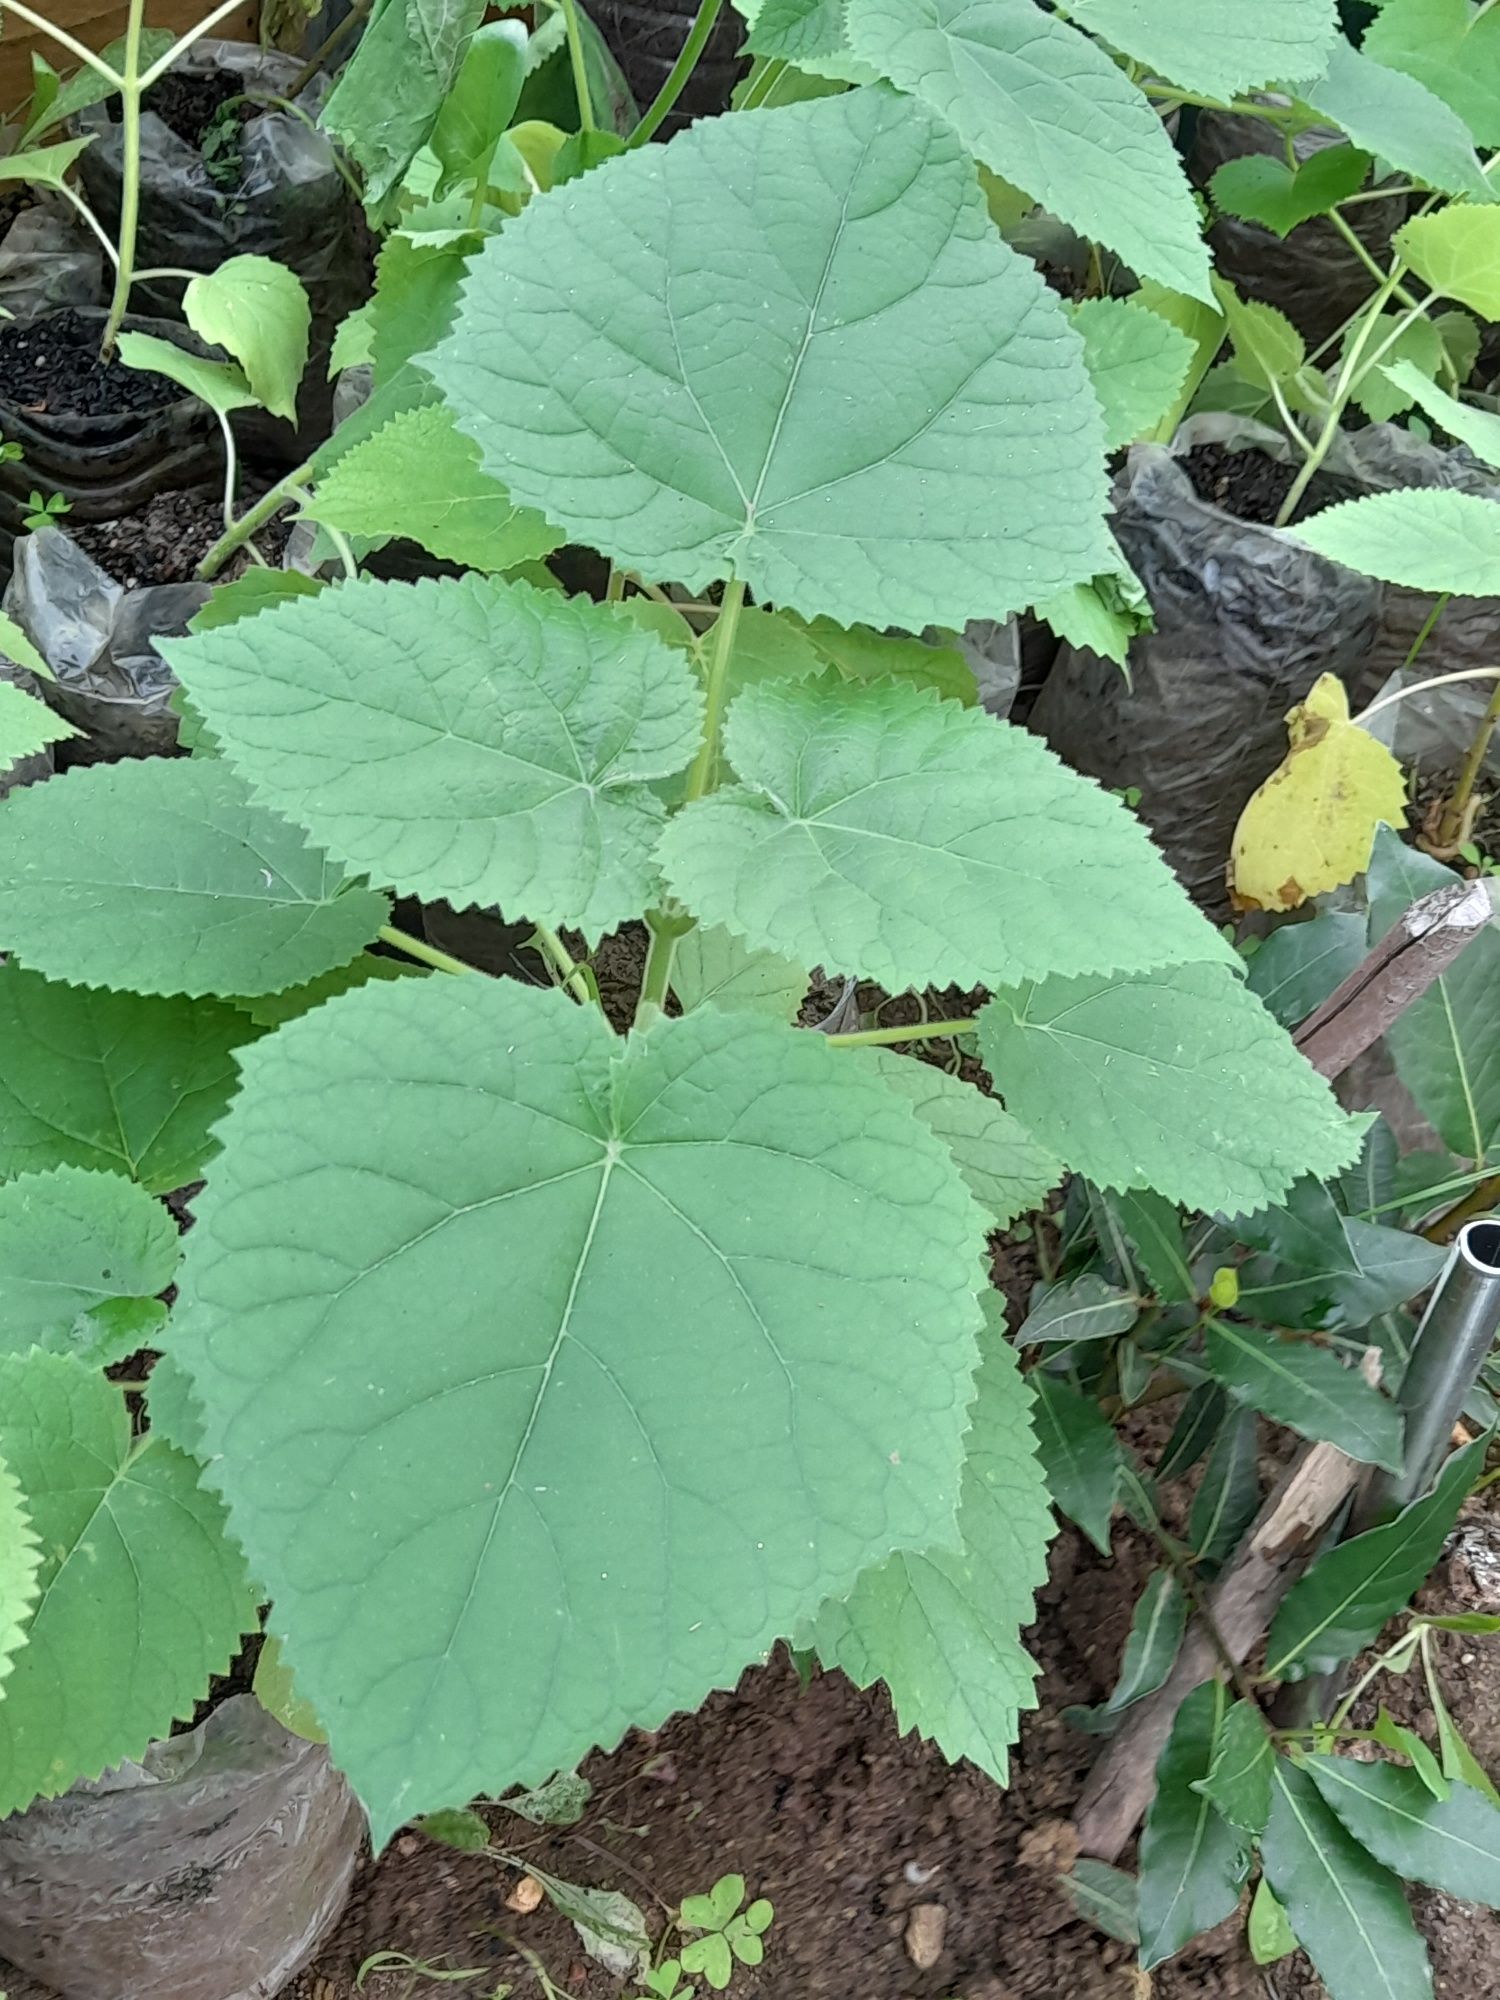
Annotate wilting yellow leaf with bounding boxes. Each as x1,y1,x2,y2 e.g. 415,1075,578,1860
1229,675,1406,912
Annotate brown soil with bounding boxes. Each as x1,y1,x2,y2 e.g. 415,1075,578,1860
1178,440,1362,528
0,309,178,419
68,480,290,588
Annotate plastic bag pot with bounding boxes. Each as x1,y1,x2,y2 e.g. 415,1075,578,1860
0,1695,363,2000
0,198,103,320
1191,106,1409,348
589,0,747,130
1028,416,1382,912
3,522,211,759
0,309,222,578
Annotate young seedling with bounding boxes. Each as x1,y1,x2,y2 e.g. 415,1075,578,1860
676,1876,773,1992
20,490,69,533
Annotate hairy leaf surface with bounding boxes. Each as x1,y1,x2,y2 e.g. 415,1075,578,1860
660,677,1231,992
1070,0,1334,99
0,1450,39,1694
165,575,703,936
1301,36,1490,199
862,1052,1061,1229
172,977,988,1837
0,1166,179,1365
1071,299,1195,450
426,88,1113,628
1294,487,1500,596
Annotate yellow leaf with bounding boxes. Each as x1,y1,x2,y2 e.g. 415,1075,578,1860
1229,675,1406,912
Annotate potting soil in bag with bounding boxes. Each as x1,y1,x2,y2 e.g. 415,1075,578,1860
3,523,209,758
0,199,103,319
1191,106,1409,348
0,1695,363,2000
1028,414,1382,912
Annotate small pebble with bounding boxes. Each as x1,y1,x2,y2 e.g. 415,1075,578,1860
904,1903,947,1969
505,1873,545,1913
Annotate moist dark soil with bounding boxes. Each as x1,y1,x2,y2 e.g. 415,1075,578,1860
0,309,177,418
134,65,252,152
1179,439,1363,528
68,480,291,588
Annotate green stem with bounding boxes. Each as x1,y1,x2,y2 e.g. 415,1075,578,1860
1356,665,1500,725
1325,209,1425,317
1275,263,1409,525
684,578,746,802
196,460,314,579
627,0,724,146
637,910,685,1020
57,186,119,269
1439,671,1500,847
1400,591,1451,676
378,924,475,975
532,922,592,1005
826,1016,979,1049
557,0,597,133
214,408,238,531
100,0,147,355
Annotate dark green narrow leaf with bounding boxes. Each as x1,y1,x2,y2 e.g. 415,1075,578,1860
1108,1190,1194,1303
1189,1410,1259,1574
1307,1756,1500,1905
1266,1436,1487,1679
1060,1859,1139,1943
1139,1680,1250,1969
1426,1646,1500,1806
1069,1571,1186,1732
1193,1698,1273,1842
1159,1383,1227,1480
1261,1759,1431,2000
1373,1706,1449,1799
1204,1321,1403,1470
1017,1272,1139,1345
1030,1371,1123,1553
1245,908,1367,1029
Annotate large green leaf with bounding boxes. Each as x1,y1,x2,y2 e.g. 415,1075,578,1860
977,963,1364,1215
1266,1434,1486,1678
425,87,1115,629
1396,208,1500,320
171,977,988,1838
1363,0,1500,148
1301,36,1491,200
1294,487,1500,596
863,1053,1062,1229
0,963,252,1192
809,1315,1050,1783
1203,1322,1402,1469
303,405,561,573
0,1350,257,1814
1071,299,1196,450
660,677,1231,992
846,0,1211,301
322,0,488,209
164,575,702,937
183,256,311,425
0,758,389,1000
1261,1758,1431,2000
1306,1757,1500,1905
1232,1175,1448,1333
1068,0,1335,100
1138,1680,1250,1970
0,1448,40,1694
1030,1369,1121,1553
0,1166,178,1366
1367,830,1500,1161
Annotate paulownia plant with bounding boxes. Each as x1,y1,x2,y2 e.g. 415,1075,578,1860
0,87,1362,1841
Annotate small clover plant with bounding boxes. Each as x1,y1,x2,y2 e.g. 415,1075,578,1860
677,1875,774,1992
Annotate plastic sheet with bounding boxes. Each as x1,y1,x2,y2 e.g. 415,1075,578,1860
0,1695,363,2000
589,0,746,130
2,523,208,758
0,199,102,320
1191,106,1409,348
1029,415,1383,911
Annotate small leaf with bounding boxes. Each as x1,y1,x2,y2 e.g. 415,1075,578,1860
1266,1434,1487,1678
416,1806,491,1851
0,963,253,1191
846,0,1211,301
661,675,1232,995
1071,298,1195,449
165,574,703,938
1247,1876,1297,1964
863,1054,1062,1229
0,134,94,192
1107,1190,1193,1304
1203,1322,1402,1470
1194,1698,1273,1842
1430,1669,1500,1806
501,1770,592,1825
1230,674,1407,913
1210,146,1371,238
1139,1680,1250,1969
1349,313,1445,423
1030,1369,1122,1554
0,758,389,999
302,404,561,573
1017,1272,1139,1346
321,0,486,209
430,19,527,195
1065,0,1336,101
0,1350,258,1815
1261,1758,1432,2000
0,1165,179,1363
1102,1571,1187,1719
528,1867,651,1978
115,332,256,418
1212,279,1306,392
1059,1859,1139,1944
0,680,76,770
1373,1706,1449,1798
1396,207,1500,321
1190,1410,1259,1573
1159,1383,1227,1480
679,1935,732,1991
183,256,311,423
1245,908,1367,1030
670,927,807,1021
978,962,1364,1217
1294,487,1500,596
